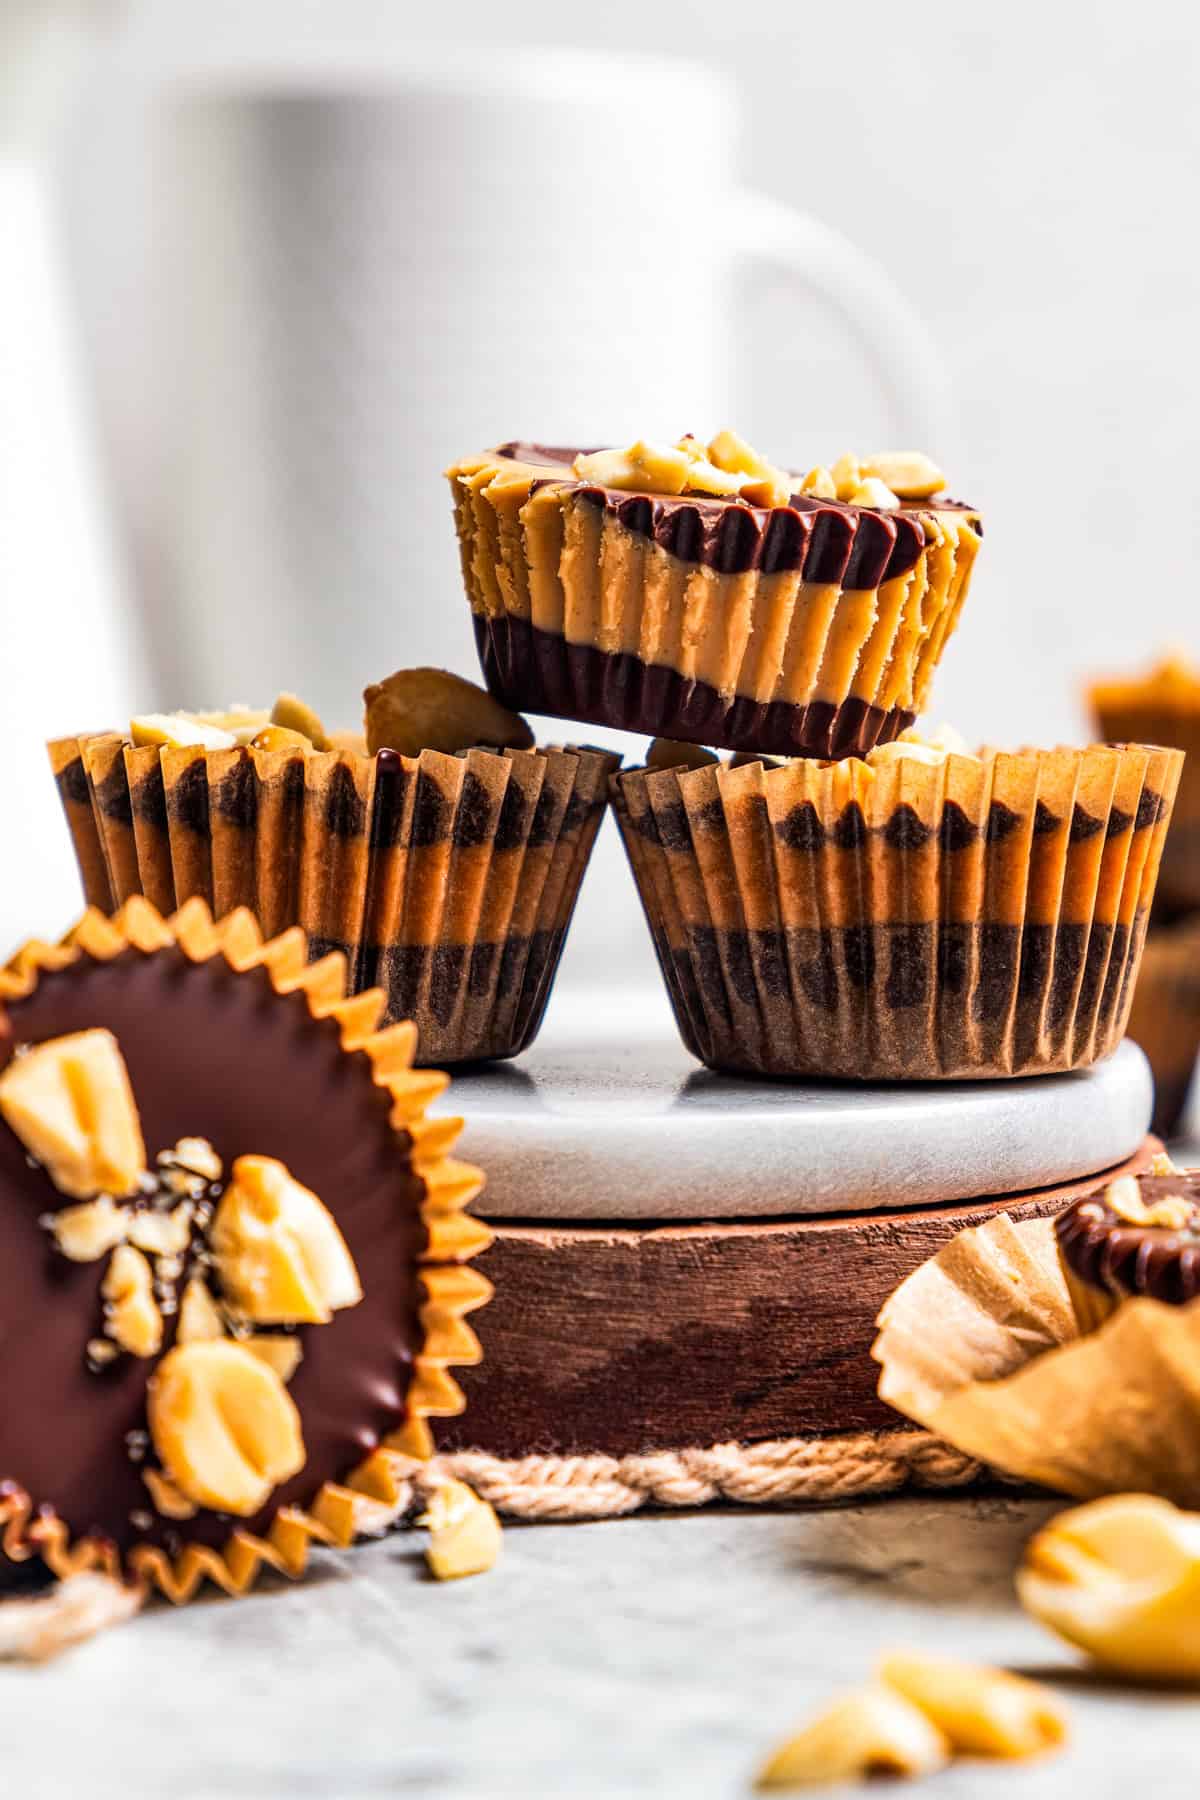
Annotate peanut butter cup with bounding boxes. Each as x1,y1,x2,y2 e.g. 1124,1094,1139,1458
613,736,1182,1079
448,434,982,758
48,677,618,1066
1090,652,1200,918
1056,1167,1200,1332
0,898,490,1601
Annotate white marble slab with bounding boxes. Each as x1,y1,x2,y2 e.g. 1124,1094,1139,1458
448,988,1153,1219
10,1497,1198,1800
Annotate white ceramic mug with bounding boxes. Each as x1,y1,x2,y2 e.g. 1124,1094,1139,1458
128,49,949,719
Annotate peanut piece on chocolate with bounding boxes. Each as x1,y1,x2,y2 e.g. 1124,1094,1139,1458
270,692,330,751
680,457,747,497
250,724,313,754
165,1137,223,1184
147,1340,305,1517
574,442,692,494
1018,1494,1200,1682
868,725,974,769
189,707,269,745
878,1651,1067,1760
130,713,237,752
799,466,838,500
756,1688,950,1789
244,1335,304,1383
704,430,795,505
363,667,534,759
143,1467,198,1520
211,1154,362,1325
706,428,774,481
830,452,864,502
849,477,901,511
177,1276,225,1345
862,451,946,501
0,1028,146,1200
418,1479,502,1581
102,1245,163,1359
43,1194,130,1262
128,1203,193,1258
1104,1174,1149,1223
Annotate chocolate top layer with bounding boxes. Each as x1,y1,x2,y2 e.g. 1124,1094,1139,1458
0,948,426,1555
1056,1174,1200,1306
493,442,981,583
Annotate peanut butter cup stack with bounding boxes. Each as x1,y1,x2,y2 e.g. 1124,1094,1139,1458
448,435,982,758
48,676,617,1067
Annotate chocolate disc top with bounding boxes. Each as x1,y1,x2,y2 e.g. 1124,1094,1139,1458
0,903,489,1594
1056,1173,1200,1307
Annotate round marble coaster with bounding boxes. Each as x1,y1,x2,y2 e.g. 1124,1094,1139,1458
449,988,1153,1220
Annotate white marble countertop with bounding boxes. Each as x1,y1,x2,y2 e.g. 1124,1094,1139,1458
9,1494,1196,1799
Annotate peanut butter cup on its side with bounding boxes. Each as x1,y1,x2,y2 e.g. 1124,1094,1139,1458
0,898,490,1602
448,435,983,758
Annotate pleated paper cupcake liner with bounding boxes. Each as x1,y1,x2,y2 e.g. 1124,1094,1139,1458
450,449,982,757
612,742,1184,1080
1124,914,1200,1138
1091,692,1200,916
48,734,618,1065
873,1211,1200,1507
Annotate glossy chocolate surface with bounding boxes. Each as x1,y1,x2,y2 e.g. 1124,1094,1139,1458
1056,1174,1200,1305
495,441,981,583
0,948,426,1554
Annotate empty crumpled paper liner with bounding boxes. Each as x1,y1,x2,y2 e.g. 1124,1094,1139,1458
872,1212,1200,1505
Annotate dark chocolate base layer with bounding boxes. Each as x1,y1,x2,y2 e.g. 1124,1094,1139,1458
1056,1172,1200,1306
637,918,1143,1080
0,948,426,1555
473,613,913,758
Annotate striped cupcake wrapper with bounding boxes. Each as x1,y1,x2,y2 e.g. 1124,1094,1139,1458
1090,696,1200,916
48,735,618,1065
612,743,1183,1080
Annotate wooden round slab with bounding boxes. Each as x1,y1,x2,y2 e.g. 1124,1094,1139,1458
435,1136,1160,1461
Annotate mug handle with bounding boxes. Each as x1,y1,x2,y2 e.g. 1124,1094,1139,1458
729,186,954,452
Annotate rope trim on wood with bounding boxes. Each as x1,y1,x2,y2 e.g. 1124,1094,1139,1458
432,1430,985,1522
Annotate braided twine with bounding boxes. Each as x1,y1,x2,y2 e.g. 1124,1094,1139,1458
432,1430,984,1523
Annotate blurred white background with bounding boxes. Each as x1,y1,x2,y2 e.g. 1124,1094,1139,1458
5,0,1198,1024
